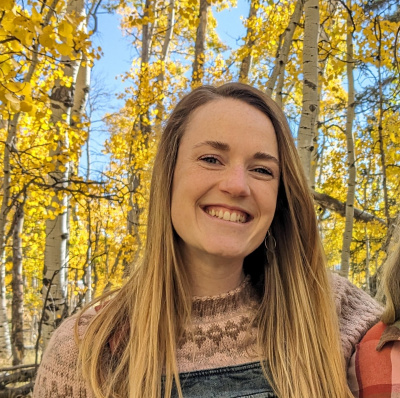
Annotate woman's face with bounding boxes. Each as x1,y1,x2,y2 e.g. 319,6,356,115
171,98,280,267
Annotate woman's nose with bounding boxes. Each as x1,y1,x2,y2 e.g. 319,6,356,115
219,166,251,197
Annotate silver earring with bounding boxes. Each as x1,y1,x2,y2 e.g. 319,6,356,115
264,230,276,251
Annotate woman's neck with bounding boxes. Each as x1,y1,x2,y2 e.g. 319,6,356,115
178,243,246,296
186,261,245,297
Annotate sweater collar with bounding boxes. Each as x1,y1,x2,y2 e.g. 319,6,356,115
191,276,259,318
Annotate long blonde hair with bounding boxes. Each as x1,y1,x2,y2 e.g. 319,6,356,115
78,83,352,398
381,219,400,324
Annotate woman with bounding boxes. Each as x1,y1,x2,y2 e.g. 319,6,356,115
33,83,381,398
348,220,400,397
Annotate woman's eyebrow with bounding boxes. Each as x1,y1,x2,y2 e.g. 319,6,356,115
254,152,280,166
194,140,280,166
194,140,230,151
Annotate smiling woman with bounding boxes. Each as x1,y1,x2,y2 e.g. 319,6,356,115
33,83,382,398
171,99,279,296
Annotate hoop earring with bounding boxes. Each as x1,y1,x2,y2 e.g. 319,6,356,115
264,230,277,252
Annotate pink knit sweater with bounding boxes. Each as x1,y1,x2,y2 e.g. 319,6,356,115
33,273,382,397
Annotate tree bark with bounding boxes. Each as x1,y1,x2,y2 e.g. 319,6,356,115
42,0,87,349
156,0,175,123
192,0,210,86
0,250,11,358
375,17,390,224
340,1,356,278
141,0,151,66
11,201,25,365
72,56,91,304
71,53,91,129
0,118,13,358
309,0,338,189
266,0,305,104
0,2,53,355
312,190,385,225
239,0,258,82
297,0,319,185
123,0,154,275
0,117,11,356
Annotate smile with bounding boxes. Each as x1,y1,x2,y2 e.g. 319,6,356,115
203,206,249,223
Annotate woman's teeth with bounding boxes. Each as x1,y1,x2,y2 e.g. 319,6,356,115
205,208,247,223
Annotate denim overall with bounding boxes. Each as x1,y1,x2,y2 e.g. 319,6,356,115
164,361,277,398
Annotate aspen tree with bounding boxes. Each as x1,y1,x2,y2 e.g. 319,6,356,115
42,0,89,348
0,0,60,356
375,16,390,224
0,121,13,357
340,0,356,278
298,0,319,184
308,0,339,190
155,0,175,123
124,0,153,274
11,200,25,365
266,0,304,104
0,250,11,357
239,0,258,82
73,57,92,302
192,0,210,86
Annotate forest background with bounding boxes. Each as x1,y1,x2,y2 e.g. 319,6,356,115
0,0,399,393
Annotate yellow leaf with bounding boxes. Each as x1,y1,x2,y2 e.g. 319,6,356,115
58,20,74,38
31,6,42,24
39,26,55,48
0,0,14,11
58,43,72,56
20,100,33,112
5,92,19,104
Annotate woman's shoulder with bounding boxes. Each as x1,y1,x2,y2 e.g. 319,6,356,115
42,308,96,360
33,308,97,398
348,321,400,397
330,272,381,307
328,272,383,363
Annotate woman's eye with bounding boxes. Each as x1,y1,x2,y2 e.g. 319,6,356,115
199,156,220,165
253,167,273,176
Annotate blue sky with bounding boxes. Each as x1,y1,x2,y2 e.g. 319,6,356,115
91,3,249,98
83,3,250,176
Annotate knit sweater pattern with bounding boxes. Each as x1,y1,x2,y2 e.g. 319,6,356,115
177,277,260,372
33,273,382,398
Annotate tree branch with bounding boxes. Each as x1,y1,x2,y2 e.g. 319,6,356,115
312,190,386,225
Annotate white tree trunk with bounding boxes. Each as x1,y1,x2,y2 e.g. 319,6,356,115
375,17,389,223
0,121,13,359
71,53,91,128
340,0,356,278
11,201,25,365
0,33,44,358
309,0,338,189
42,0,87,349
297,0,319,184
156,0,175,123
124,1,154,275
0,251,11,358
192,0,210,86
239,0,258,82
266,0,305,104
73,56,92,304
365,232,370,293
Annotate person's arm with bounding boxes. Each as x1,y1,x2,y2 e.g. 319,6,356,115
33,310,96,398
347,321,400,397
330,273,383,366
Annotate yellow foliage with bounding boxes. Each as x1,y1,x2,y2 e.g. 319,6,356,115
0,0,399,325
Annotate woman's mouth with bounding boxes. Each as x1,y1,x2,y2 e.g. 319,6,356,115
203,206,250,223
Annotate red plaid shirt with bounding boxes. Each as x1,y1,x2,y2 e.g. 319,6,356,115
348,321,400,397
